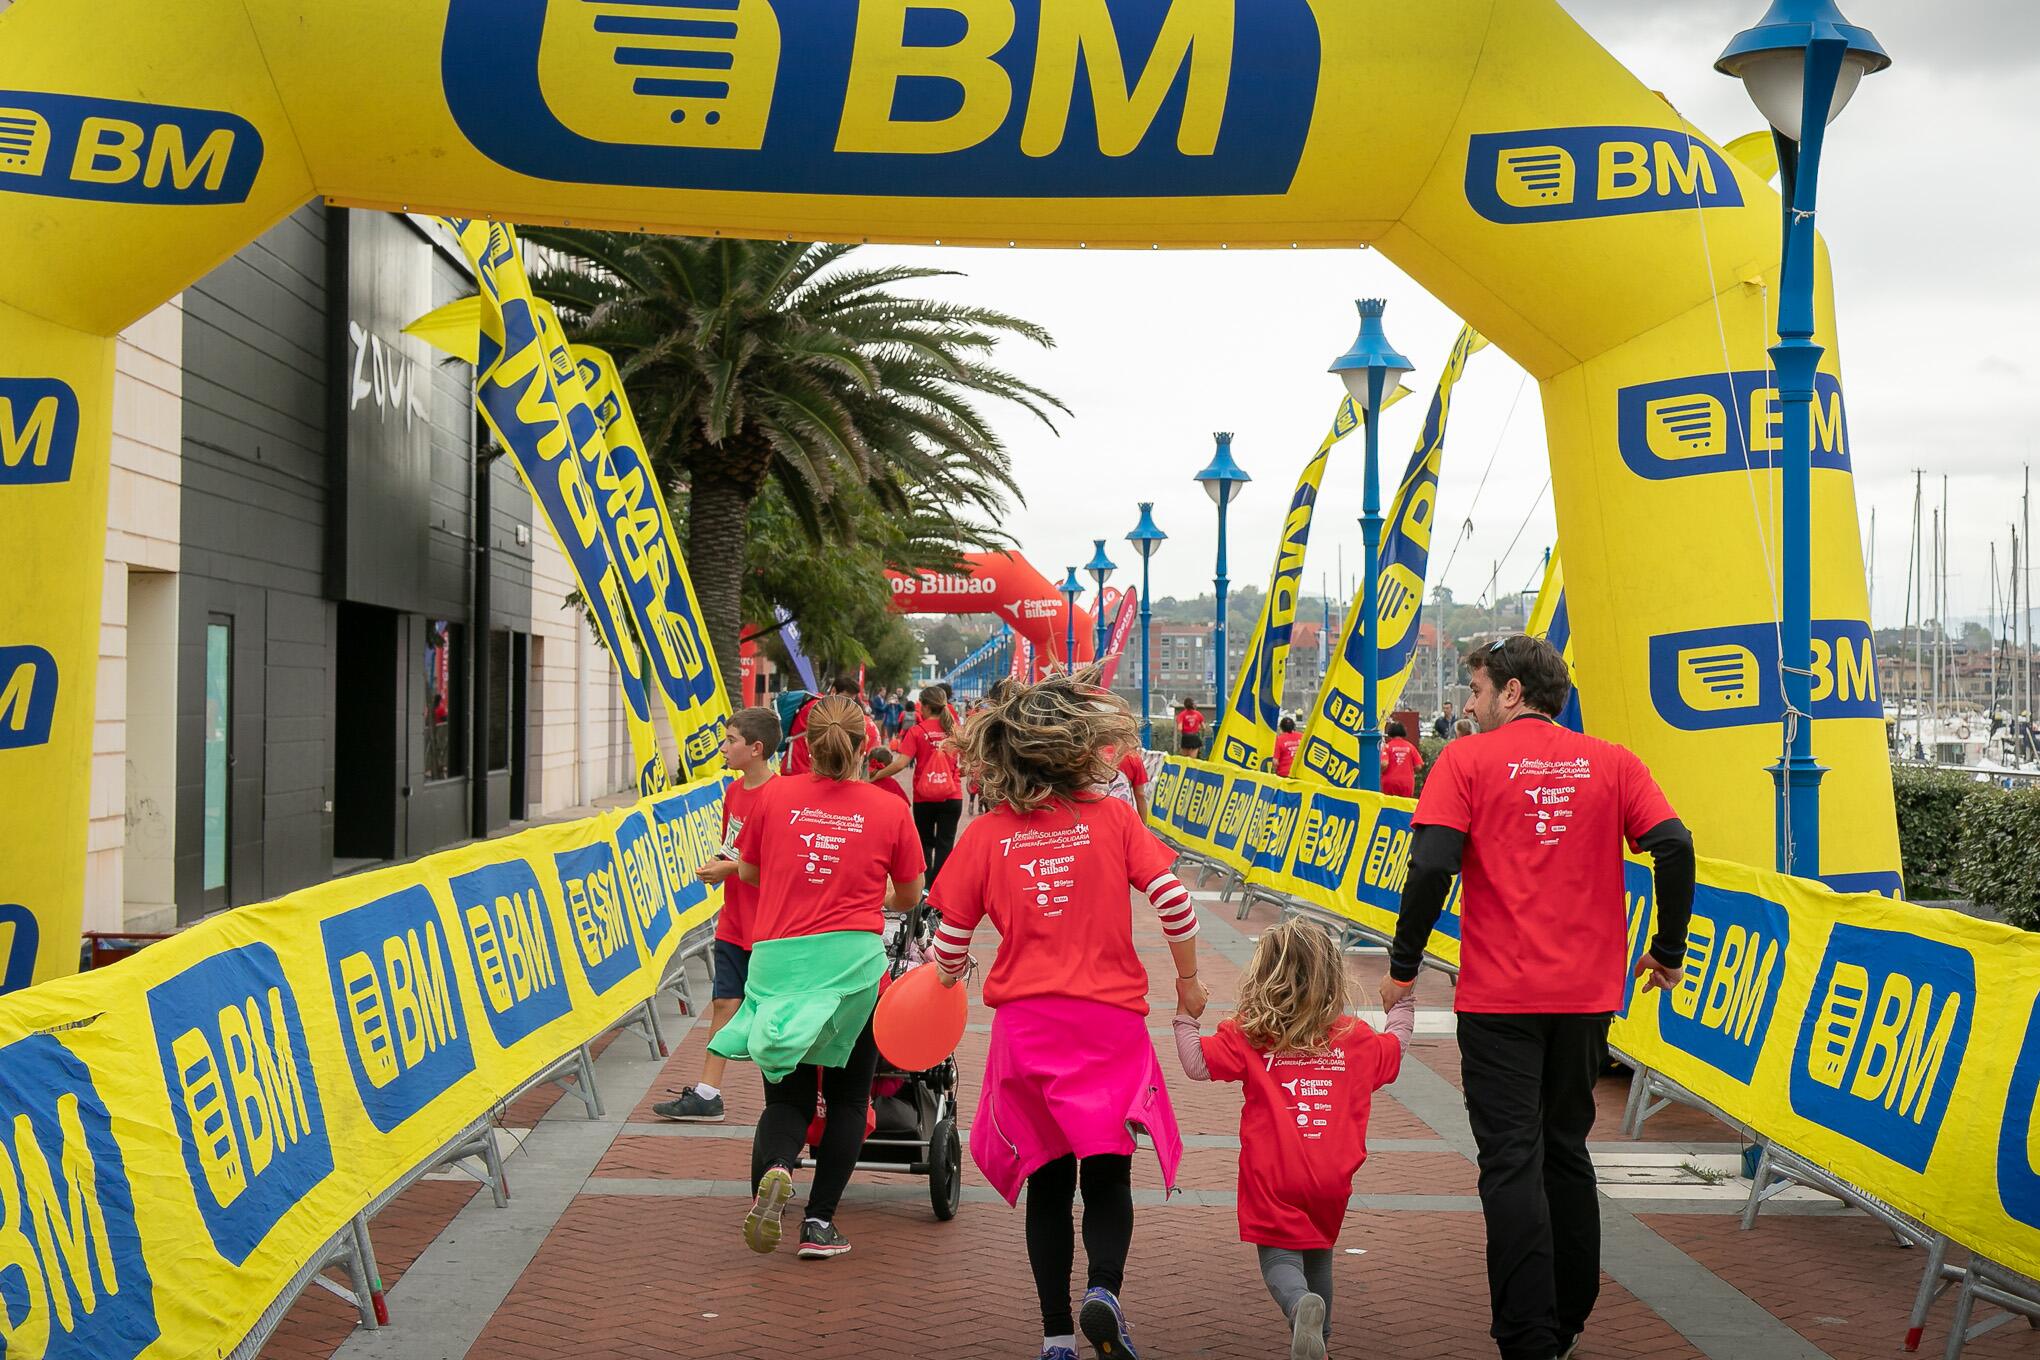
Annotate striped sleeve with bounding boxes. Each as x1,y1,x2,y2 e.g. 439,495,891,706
1144,872,1199,941
930,919,974,979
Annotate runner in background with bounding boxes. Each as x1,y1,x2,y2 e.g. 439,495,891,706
1099,745,1151,823
1379,720,1423,799
1176,699,1205,758
874,688,965,881
1272,716,1302,778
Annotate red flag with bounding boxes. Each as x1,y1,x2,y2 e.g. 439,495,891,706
1097,588,1140,688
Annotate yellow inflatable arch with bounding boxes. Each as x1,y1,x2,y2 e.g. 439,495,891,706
0,0,1894,982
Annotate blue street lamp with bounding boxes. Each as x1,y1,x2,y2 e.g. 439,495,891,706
1127,503,1167,749
1086,539,1117,663
1718,0,1888,878
1194,433,1251,715
1329,299,1414,794
1058,566,1084,675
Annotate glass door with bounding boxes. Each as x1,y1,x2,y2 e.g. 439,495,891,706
203,614,232,910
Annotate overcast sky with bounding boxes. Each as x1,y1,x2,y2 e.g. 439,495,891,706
870,0,2039,630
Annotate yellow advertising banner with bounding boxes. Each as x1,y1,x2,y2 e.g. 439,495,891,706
0,776,725,1360
1148,756,2039,1287
1525,549,1585,729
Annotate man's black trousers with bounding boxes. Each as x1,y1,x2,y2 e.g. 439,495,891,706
1458,1012,1611,1360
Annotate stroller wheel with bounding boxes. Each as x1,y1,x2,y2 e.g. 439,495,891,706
929,1116,962,1221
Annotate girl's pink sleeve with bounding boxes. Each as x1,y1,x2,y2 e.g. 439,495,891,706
1171,1016,1212,1081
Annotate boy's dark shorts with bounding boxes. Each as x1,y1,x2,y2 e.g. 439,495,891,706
712,939,751,1001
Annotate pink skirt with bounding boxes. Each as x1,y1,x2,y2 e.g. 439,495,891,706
970,995,1184,1206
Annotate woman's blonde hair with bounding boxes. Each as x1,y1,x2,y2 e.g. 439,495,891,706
803,695,870,780
1233,918,1350,1054
952,667,1139,814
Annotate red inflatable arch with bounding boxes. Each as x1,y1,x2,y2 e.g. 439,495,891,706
887,551,1095,669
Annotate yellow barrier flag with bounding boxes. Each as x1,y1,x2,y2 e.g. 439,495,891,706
1526,549,1585,730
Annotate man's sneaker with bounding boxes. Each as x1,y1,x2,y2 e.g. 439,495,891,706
1290,1292,1327,1360
652,1087,725,1123
1078,1287,1138,1359
743,1166,793,1254
797,1219,852,1260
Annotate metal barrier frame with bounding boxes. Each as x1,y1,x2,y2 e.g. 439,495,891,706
1945,1256,2040,1358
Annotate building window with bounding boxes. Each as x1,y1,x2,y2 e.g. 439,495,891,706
425,619,464,781
487,629,512,772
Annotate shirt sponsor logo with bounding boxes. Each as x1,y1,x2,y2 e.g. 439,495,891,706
0,377,79,486
555,840,645,994
0,644,59,751
443,0,1321,199
1648,620,1879,731
321,886,479,1132
0,1034,158,1359
1657,885,1789,1083
1790,924,1973,1173
1617,370,1849,481
449,859,570,1049
1466,126,1742,224
1291,797,1360,892
145,944,334,1265
0,90,261,205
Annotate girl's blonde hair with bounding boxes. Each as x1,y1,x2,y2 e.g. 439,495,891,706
1233,918,1350,1054
953,667,1139,814
803,695,870,780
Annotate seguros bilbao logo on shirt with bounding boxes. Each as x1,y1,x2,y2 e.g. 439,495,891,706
1466,126,1742,224
0,643,60,752
1291,796,1361,893
1618,370,1849,481
1790,924,1974,1174
0,90,261,205
321,886,479,1132
1655,885,1789,1084
1648,620,1878,731
146,943,334,1266
0,1034,159,1359
0,377,79,487
441,0,1321,199
555,839,645,994
449,859,571,1049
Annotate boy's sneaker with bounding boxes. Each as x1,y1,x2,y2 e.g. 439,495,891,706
1078,1287,1139,1359
652,1088,724,1123
797,1218,852,1260
742,1166,793,1254
1290,1292,1327,1360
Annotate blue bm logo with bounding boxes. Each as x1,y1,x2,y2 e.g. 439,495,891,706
1994,996,2040,1229
1176,768,1224,839
651,786,717,923
1616,861,1654,1018
1618,370,1849,481
615,809,678,957
1246,788,1301,874
322,887,478,1132
0,378,78,486
1656,885,1789,1084
1348,806,1460,940
145,944,334,1266
1211,778,1256,857
0,644,59,752
0,902,39,993
1648,619,1878,731
0,91,261,205
0,1034,158,1360
1291,796,1361,893
441,0,1321,199
1466,126,1742,224
1790,924,1973,1173
556,840,645,995
450,860,571,1049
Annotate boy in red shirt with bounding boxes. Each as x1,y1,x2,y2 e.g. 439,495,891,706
1378,719,1422,798
1176,919,1412,1360
654,706,783,1124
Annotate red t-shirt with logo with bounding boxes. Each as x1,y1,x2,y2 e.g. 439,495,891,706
928,795,1177,1014
736,773,926,943
898,717,962,803
782,701,881,776
1412,716,1677,1014
714,773,775,948
1200,1016,1402,1248
1379,737,1422,798
1176,709,1205,737
1272,731,1302,777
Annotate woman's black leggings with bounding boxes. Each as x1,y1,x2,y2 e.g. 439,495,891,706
913,798,962,881
1025,1153,1134,1336
750,1016,879,1224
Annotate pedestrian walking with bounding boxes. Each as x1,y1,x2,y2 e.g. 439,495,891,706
874,687,965,881
1382,636,1695,1360
1175,698,1205,758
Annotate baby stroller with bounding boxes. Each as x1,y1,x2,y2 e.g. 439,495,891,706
797,901,964,1220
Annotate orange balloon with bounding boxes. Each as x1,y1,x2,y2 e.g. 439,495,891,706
874,964,967,1072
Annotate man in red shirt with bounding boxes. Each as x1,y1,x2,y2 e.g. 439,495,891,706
1272,715,1302,777
1175,699,1205,757
1381,636,1694,1360
1378,719,1422,798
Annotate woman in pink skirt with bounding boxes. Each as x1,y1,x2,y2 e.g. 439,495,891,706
929,672,1204,1360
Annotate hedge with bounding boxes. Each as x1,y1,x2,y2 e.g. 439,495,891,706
1957,783,2040,929
1891,765,1987,899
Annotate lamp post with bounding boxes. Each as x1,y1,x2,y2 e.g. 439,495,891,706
1086,538,1117,664
1329,299,1414,794
1717,0,1887,878
1058,567,1084,675
1127,503,1167,748
1194,433,1251,715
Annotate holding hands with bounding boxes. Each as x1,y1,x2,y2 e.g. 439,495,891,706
1176,971,1208,1019
1378,973,1416,1014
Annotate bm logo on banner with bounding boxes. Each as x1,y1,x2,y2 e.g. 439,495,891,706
1618,370,1849,480
1649,620,1879,731
450,860,572,1048
322,887,478,1132
0,377,78,486
1656,886,1789,1084
0,90,261,204
1466,126,1741,224
442,0,1320,197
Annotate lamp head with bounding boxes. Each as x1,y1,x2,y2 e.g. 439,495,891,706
1194,432,1251,506
1085,538,1117,591
1127,501,1168,562
1328,298,1415,412
1058,566,1084,603
1716,0,1889,142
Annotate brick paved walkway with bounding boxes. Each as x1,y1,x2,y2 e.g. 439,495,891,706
259,879,2034,1360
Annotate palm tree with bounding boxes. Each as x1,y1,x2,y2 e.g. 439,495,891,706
525,233,1064,697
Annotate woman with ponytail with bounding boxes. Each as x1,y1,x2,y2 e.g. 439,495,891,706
875,685,965,880
710,696,926,1262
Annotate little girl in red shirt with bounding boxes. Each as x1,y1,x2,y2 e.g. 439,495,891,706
1174,919,1414,1360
